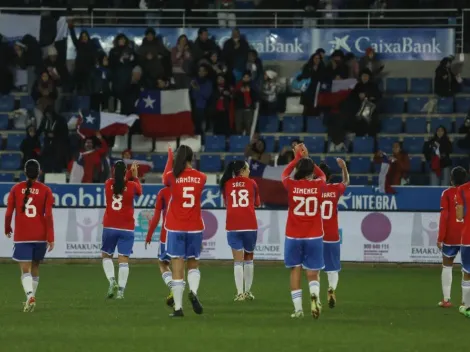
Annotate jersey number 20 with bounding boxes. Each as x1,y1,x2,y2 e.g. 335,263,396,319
293,196,333,219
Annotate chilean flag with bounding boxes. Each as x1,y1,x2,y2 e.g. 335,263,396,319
249,160,287,206
110,157,154,178
75,110,138,138
314,78,356,109
136,89,194,138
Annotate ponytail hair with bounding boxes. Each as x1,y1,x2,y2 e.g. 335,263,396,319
220,160,246,190
113,160,126,196
293,158,314,180
173,145,193,178
319,162,331,182
23,159,40,213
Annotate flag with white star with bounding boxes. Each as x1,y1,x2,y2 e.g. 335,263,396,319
249,160,288,206
76,110,138,138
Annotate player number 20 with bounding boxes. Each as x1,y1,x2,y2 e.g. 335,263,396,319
293,197,333,218
230,189,249,208
25,198,37,218
183,187,195,208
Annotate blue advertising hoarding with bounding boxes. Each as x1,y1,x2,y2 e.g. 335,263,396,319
0,184,444,211
67,27,454,61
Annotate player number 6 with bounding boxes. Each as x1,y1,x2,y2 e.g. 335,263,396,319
25,198,37,218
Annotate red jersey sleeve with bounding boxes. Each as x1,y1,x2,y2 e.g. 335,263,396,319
146,190,164,243
438,190,448,243
4,185,15,234
162,149,174,186
45,187,55,243
133,178,143,196
253,180,261,207
456,187,464,206
337,182,347,195
314,164,326,183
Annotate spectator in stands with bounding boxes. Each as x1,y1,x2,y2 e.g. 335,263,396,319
245,136,271,165
68,22,97,94
326,50,348,79
423,125,453,186
210,74,232,135
20,125,41,168
141,51,166,89
358,47,384,81
246,49,263,91
44,45,69,111
138,28,172,74
80,132,109,183
260,70,279,115
434,57,460,97
216,0,236,27
121,65,144,116
193,28,220,65
31,69,58,112
457,114,470,150
0,34,14,94
296,53,326,116
190,64,213,135
89,53,111,111
171,35,193,88
234,71,257,134
207,51,227,85
222,28,249,82
344,53,359,79
374,142,410,186
277,139,299,166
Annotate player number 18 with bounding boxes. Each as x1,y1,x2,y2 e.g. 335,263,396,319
230,189,249,208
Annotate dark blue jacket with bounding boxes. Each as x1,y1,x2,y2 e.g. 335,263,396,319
191,77,213,110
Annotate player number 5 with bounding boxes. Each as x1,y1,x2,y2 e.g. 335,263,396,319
25,198,37,218
183,187,195,208
230,189,249,208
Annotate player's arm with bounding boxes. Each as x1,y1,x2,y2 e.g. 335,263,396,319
456,189,465,221
145,191,163,245
95,133,108,156
45,188,55,250
437,191,448,247
4,187,15,237
253,181,261,207
281,151,302,188
162,145,174,186
314,164,326,183
337,158,350,186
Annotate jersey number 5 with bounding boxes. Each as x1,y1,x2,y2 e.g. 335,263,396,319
230,189,249,208
25,198,37,218
183,187,195,208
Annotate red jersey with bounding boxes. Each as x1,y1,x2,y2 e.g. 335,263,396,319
224,176,260,231
164,168,207,232
438,187,463,245
455,183,470,245
321,182,347,242
4,181,54,243
282,157,326,239
102,178,142,231
146,187,171,244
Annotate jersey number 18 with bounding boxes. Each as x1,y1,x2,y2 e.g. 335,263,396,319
230,190,249,208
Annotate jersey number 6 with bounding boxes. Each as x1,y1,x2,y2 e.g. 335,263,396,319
25,198,37,218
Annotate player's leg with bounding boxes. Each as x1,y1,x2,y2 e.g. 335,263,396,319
13,243,36,312
101,228,119,298
167,231,186,317
459,246,470,317
186,232,204,314
227,231,245,300
242,231,257,300
284,237,304,318
439,245,459,307
115,231,134,299
30,242,47,298
304,238,324,319
158,242,174,308
324,242,341,308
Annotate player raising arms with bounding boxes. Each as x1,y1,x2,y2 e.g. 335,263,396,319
4,159,54,312
145,185,174,308
101,161,142,299
319,158,349,309
437,166,466,308
282,144,326,319
163,145,207,318
220,160,260,301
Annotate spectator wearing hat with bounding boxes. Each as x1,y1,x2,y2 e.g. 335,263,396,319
234,71,257,135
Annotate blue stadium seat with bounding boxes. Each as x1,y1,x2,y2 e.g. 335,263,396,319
0,173,14,182
303,136,325,153
306,116,326,133
151,154,167,172
278,136,300,150
386,78,407,94
132,153,148,161
0,153,21,170
437,97,454,114
381,117,402,134
20,96,35,110
410,78,432,94
349,175,369,185
402,137,425,154
349,157,371,174
0,114,9,130
409,156,423,173
282,116,303,133
377,137,399,154
258,115,279,133
6,134,23,150
381,97,404,114
453,156,470,168
455,117,466,132
224,154,243,165
205,135,226,152
371,175,379,185
353,136,375,154
19,173,27,181
404,117,427,134
199,154,222,173
429,117,452,134
407,97,428,114
453,138,467,154
229,135,250,152
262,135,275,153
0,96,14,112
463,79,470,93
324,156,342,173
455,97,470,113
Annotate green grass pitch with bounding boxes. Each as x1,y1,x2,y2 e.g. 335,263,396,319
0,263,468,352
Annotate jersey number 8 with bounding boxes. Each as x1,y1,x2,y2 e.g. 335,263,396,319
111,195,123,210
293,196,334,219
230,189,249,208
25,198,37,218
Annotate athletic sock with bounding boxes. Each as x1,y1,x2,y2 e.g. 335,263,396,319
309,280,320,300
118,263,129,292
32,277,39,296
102,258,115,284
442,266,453,301
462,280,470,308
291,289,303,312
326,272,339,291
21,273,34,298
188,269,201,294
172,279,185,310
234,262,244,295
244,260,254,292
162,271,173,290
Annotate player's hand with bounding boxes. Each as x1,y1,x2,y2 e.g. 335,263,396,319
145,240,151,250
95,131,102,139
131,162,139,178
295,143,308,158
167,143,172,154
437,242,443,250
5,231,12,238
336,158,346,169
47,242,54,252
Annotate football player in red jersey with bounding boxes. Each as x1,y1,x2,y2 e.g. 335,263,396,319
145,186,174,308
437,166,466,308
319,158,349,309
101,161,142,300
4,159,54,312
282,144,326,319
162,145,207,318
220,160,261,301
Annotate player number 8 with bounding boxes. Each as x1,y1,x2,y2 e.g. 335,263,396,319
230,189,249,208
111,195,123,210
25,198,37,218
